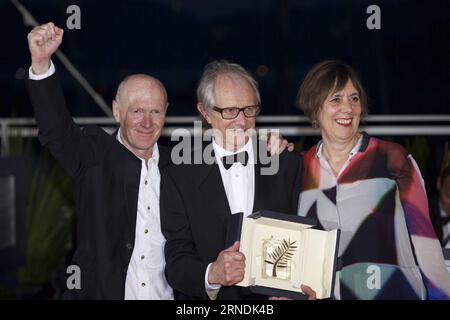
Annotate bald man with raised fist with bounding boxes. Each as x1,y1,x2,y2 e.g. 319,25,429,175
26,22,173,300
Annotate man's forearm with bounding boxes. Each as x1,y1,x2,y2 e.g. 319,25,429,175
31,59,51,76
29,60,56,80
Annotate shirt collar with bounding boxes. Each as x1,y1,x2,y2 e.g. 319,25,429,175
116,128,159,165
212,137,254,160
315,133,363,160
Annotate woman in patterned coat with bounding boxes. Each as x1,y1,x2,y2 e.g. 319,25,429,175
296,60,450,300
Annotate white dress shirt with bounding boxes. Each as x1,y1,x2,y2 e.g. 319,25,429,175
29,63,173,299
204,138,255,296
117,134,173,300
214,138,255,218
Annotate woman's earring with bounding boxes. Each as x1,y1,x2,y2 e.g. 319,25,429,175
312,120,320,129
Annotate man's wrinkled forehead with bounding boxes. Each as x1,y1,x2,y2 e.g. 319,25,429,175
118,77,167,106
213,74,257,104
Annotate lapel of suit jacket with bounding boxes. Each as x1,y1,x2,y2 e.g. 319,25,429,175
110,130,141,249
158,145,172,171
252,138,272,213
198,144,232,221
123,156,140,237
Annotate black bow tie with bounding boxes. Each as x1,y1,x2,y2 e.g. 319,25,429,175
221,151,249,170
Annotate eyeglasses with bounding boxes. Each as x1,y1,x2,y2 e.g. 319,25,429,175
212,105,261,120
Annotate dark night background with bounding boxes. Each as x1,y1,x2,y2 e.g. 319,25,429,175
2,0,450,118
0,0,449,300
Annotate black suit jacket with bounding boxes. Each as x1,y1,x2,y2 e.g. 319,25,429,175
160,142,302,299
26,72,171,299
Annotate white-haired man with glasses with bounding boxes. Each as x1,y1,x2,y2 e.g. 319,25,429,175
160,60,315,300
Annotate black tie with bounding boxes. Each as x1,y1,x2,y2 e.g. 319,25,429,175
221,151,249,170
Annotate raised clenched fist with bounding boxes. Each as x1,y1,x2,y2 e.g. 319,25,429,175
27,22,64,75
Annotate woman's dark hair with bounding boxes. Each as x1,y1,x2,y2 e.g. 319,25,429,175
296,60,368,121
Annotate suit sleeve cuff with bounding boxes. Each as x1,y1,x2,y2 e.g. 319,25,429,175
29,60,55,80
205,263,221,299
